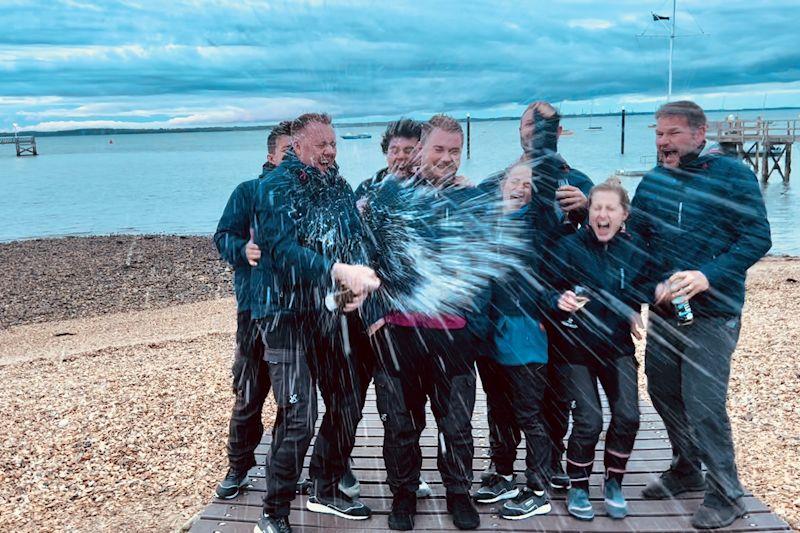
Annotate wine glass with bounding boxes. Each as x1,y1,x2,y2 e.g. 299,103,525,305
561,285,590,329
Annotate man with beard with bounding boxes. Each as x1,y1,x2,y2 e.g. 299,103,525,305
355,118,423,201
477,101,593,492
632,101,771,529
369,114,482,531
212,121,292,501
250,113,381,533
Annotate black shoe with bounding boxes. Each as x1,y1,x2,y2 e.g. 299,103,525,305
295,477,312,495
214,467,249,499
691,496,745,529
642,469,706,500
388,489,417,531
473,474,519,504
446,492,480,530
550,460,570,490
307,487,372,520
499,487,552,520
253,512,292,533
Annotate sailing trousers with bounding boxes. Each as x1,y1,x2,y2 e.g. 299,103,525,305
645,313,745,504
373,325,477,496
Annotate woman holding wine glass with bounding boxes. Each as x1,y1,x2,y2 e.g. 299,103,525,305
550,178,657,521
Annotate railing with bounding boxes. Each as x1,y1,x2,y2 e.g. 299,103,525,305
707,119,798,144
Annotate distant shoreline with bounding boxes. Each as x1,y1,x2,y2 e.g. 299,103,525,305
3,106,799,138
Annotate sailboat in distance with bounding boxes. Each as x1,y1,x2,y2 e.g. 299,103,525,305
586,100,603,131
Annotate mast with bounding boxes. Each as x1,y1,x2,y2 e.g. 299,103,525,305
667,0,676,100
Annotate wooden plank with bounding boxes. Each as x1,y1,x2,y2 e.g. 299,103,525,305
247,456,674,474
215,491,768,515
197,502,789,532
189,380,792,532
240,470,684,486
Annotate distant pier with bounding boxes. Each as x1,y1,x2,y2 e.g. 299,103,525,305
0,135,38,156
707,118,797,182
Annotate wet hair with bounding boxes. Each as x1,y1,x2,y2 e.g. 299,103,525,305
420,114,463,144
523,101,561,129
504,162,533,180
267,120,292,155
290,113,332,136
655,100,707,130
380,119,423,154
589,177,630,212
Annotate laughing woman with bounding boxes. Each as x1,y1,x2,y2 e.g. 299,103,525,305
549,178,656,521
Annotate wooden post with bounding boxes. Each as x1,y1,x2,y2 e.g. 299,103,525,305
620,108,626,155
761,141,770,181
466,113,471,160
785,143,792,183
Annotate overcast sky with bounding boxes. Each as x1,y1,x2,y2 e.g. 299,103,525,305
2,0,799,131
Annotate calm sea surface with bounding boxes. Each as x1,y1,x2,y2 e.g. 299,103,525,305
1,109,798,254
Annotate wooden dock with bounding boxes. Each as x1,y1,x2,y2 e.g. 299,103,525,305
707,119,797,182
189,385,791,532
0,135,37,156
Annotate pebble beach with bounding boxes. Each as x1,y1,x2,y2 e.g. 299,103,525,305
0,235,798,532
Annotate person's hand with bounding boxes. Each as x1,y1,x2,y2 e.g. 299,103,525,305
630,312,645,340
332,263,381,295
654,281,672,306
558,290,579,313
555,185,587,212
246,228,261,266
668,270,710,300
356,197,369,214
342,291,368,313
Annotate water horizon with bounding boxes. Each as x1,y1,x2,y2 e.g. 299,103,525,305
2,109,798,255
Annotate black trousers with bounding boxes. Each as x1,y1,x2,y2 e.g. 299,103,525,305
646,314,744,504
566,356,640,487
476,357,550,490
260,313,373,518
227,311,270,472
542,354,571,466
373,325,477,496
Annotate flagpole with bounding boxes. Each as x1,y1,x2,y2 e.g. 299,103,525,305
668,0,676,100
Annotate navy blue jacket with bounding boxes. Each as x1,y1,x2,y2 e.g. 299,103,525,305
250,151,369,320
550,227,656,363
484,205,552,366
213,164,274,312
354,167,389,200
630,149,771,318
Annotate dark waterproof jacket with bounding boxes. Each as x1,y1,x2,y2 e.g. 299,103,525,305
362,175,493,338
213,164,274,312
478,154,594,359
354,167,389,200
249,150,369,320
630,151,771,318
484,205,552,366
550,227,656,363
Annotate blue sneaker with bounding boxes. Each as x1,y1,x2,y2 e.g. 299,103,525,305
567,487,594,521
604,478,628,519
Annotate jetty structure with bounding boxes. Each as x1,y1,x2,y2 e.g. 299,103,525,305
0,134,37,156
707,118,797,182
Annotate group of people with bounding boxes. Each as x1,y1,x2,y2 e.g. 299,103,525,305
213,99,772,533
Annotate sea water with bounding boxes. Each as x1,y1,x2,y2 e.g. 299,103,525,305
1,109,798,254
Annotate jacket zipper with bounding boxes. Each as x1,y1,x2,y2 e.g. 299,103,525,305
678,201,683,228
620,267,626,290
